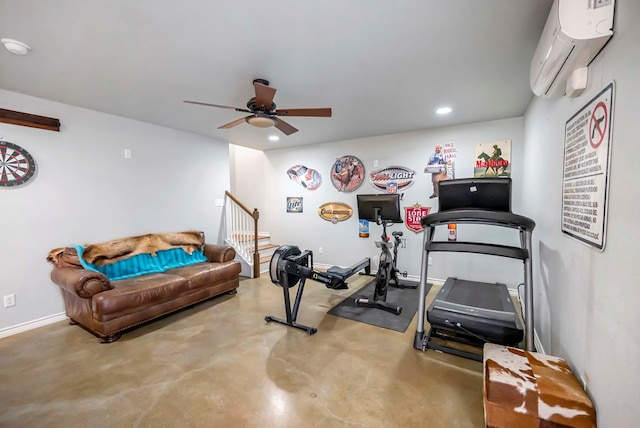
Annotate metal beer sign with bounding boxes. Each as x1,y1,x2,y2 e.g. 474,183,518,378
318,202,353,224
286,197,303,213
369,165,416,192
404,203,431,232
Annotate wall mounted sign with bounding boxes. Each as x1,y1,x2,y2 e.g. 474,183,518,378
318,202,353,224
330,155,365,192
474,140,511,177
368,165,416,192
562,81,615,251
424,144,449,199
286,165,322,190
286,197,303,213
442,141,458,180
0,140,37,188
404,203,431,233
358,219,369,238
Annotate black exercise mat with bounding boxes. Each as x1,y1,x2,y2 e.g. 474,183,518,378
327,279,432,333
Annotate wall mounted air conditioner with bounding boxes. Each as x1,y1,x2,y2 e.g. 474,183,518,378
530,0,615,97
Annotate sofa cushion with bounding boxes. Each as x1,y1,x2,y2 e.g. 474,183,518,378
92,272,191,320
74,246,207,281
167,261,242,290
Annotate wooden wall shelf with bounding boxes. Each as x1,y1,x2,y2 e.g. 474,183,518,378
0,108,60,132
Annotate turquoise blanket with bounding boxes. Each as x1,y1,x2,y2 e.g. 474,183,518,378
73,245,207,281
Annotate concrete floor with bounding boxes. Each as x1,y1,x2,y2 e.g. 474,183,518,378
0,275,485,427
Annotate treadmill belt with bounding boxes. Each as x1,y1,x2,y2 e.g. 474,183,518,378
427,277,523,348
446,279,505,311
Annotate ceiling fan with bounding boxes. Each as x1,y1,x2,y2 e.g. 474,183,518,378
184,79,332,136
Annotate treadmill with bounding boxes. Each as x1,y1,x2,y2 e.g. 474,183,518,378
412,178,536,361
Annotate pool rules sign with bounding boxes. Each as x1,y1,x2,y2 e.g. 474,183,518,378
562,82,614,251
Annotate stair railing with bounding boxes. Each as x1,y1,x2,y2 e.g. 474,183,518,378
224,191,261,278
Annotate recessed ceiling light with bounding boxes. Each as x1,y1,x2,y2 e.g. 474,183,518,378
268,135,280,142
436,107,452,115
1,38,31,55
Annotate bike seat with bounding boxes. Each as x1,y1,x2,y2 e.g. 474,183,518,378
392,231,403,237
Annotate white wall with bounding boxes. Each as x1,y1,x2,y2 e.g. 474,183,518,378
229,144,267,218
0,89,230,331
253,117,527,288
522,1,640,426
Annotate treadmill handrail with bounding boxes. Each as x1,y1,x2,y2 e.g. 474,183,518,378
425,241,529,260
421,209,535,231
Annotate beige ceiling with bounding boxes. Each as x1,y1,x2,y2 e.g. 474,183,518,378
0,0,553,151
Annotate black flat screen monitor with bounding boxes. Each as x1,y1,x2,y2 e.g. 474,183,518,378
357,193,403,223
438,178,512,212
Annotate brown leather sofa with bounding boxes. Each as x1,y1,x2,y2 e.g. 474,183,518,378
47,231,241,343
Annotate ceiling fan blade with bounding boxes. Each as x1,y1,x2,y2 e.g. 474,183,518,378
218,116,251,129
274,118,298,135
253,82,277,109
275,108,332,117
184,100,251,113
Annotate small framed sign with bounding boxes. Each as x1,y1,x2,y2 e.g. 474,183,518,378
287,197,303,213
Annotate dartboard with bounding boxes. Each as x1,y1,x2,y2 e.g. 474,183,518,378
0,140,36,187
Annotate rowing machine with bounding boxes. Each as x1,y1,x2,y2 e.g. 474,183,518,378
265,245,370,334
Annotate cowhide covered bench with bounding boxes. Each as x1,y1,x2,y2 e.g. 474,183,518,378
483,343,596,428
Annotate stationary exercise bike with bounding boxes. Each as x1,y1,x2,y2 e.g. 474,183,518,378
388,230,415,289
354,194,406,315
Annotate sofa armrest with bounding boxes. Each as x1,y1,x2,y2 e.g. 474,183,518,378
50,267,113,299
203,244,236,263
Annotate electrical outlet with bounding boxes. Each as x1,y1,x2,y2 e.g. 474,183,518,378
124,148,132,159
428,256,433,266
4,294,16,308
318,247,323,254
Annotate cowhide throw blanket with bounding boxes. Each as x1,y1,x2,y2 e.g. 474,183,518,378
47,230,205,267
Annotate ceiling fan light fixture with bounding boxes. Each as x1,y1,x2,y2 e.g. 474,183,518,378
246,115,277,128
1,38,31,55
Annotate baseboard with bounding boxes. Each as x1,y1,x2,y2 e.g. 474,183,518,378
0,312,66,339
313,263,334,271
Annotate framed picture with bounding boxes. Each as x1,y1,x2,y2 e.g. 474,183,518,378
286,197,303,213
